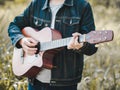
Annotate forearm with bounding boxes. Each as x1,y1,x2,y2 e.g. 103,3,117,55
8,22,25,48
75,42,98,55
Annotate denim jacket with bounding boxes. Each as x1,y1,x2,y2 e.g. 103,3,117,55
8,0,97,86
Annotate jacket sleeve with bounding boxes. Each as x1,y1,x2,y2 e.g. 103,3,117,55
8,1,34,48
76,2,98,56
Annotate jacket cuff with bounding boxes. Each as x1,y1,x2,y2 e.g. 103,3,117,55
13,35,24,48
76,42,89,52
74,42,98,55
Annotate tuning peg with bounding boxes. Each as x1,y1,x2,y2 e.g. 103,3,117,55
99,32,102,34
104,37,107,40
105,31,108,34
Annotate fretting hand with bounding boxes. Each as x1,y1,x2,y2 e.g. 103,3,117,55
67,32,83,50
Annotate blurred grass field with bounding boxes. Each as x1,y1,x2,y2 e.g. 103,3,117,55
0,0,120,90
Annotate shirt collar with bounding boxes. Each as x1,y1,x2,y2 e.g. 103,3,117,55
42,0,73,10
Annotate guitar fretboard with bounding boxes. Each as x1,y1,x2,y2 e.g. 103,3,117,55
40,35,86,51
40,37,72,51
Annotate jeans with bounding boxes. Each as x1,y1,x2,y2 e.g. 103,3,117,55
28,79,77,90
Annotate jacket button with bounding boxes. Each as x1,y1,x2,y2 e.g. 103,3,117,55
70,19,72,24
56,20,61,22
35,20,38,25
51,81,56,83
45,24,48,27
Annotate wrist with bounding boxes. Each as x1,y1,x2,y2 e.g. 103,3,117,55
19,38,23,46
17,38,24,48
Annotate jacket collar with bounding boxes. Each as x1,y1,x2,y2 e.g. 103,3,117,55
64,0,73,6
42,0,73,10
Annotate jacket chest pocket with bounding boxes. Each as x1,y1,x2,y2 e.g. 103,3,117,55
63,17,80,26
33,16,50,30
62,17,81,37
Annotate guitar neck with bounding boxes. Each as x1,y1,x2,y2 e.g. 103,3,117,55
22,27,113,52
40,35,85,51
40,37,71,51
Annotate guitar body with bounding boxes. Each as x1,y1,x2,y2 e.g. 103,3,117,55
12,27,62,77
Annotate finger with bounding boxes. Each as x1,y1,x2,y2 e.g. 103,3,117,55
24,45,37,51
24,41,35,47
23,48,37,55
74,37,80,49
72,32,81,37
68,32,81,50
29,38,38,45
67,37,75,49
74,36,84,49
22,42,37,52
74,37,79,45
24,39,38,47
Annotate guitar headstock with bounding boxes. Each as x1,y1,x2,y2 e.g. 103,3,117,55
85,30,114,44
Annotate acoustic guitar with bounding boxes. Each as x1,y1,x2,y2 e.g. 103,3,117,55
12,27,114,77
